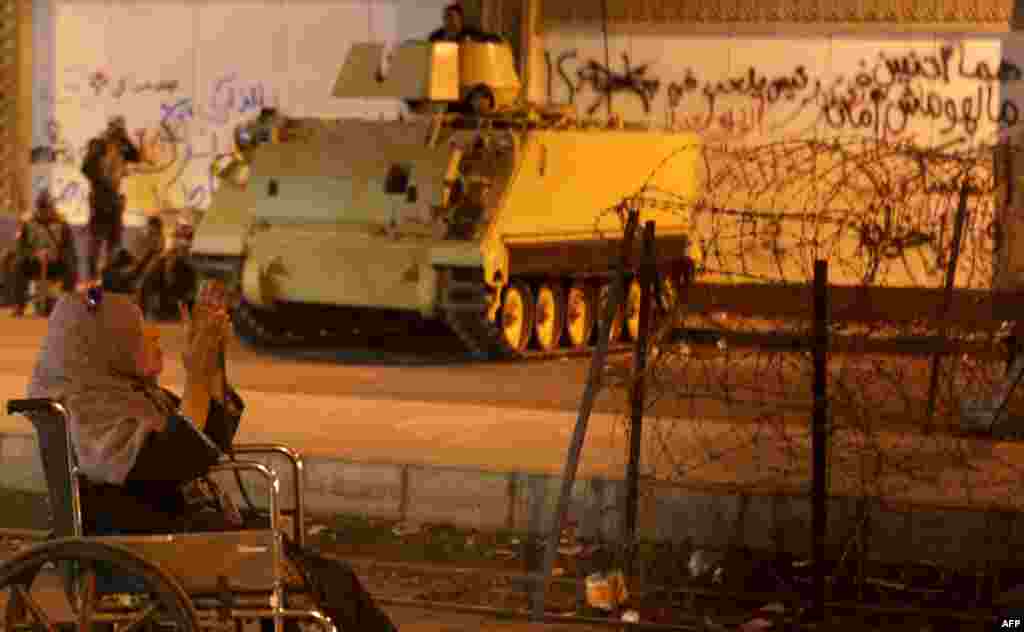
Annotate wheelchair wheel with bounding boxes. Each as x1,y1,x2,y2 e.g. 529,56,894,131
0,538,199,632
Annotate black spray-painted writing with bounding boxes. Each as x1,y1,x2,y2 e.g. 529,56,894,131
544,41,1024,140
546,51,661,115
819,44,1023,138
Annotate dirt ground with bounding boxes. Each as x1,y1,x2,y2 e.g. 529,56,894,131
0,498,1011,631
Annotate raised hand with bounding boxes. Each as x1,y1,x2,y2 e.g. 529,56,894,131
180,280,230,384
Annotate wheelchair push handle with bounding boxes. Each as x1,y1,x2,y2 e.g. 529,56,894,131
6,398,59,415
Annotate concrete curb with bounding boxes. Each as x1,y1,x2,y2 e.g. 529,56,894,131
2,430,1023,568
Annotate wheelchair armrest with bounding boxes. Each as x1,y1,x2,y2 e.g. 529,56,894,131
207,460,285,536
230,444,303,466
220,444,305,546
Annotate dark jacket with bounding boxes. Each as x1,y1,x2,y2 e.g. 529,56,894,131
110,131,141,163
81,386,245,534
82,139,121,204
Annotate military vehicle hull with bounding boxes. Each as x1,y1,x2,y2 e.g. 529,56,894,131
190,116,701,357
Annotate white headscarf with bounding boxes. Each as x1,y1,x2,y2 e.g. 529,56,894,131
27,292,174,484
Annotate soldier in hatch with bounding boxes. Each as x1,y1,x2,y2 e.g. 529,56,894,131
428,4,485,42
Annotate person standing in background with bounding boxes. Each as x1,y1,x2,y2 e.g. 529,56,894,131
80,116,142,286
106,116,142,164
82,136,126,284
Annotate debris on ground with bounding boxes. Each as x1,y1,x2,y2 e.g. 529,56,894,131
307,524,327,537
584,570,628,611
392,522,424,537
689,549,726,580
0,513,1007,631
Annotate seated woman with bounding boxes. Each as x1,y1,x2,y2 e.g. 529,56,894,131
11,191,77,317
27,280,398,632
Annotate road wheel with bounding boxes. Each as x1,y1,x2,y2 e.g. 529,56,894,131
466,85,496,116
534,282,566,352
597,283,624,345
232,298,300,347
656,273,682,330
0,538,198,632
500,281,535,353
565,282,596,351
625,279,644,341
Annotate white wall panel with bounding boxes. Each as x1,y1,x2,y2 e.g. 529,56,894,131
37,0,406,222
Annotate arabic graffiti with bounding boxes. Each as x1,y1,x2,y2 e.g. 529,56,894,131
544,41,1024,142
60,66,181,106
818,45,1022,139
33,119,232,219
546,48,809,138
30,172,89,224
206,73,276,126
548,51,661,116
665,64,809,137
35,71,275,217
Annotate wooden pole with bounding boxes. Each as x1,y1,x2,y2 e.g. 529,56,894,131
811,259,830,622
623,221,656,579
530,208,639,621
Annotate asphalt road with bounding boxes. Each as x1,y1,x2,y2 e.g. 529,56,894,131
0,310,623,414
0,309,640,479
2,306,1024,511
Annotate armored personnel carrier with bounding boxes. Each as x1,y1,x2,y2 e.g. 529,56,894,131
189,39,701,358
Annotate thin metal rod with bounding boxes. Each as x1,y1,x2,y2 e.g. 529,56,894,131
530,208,639,621
623,221,656,578
926,178,971,426
811,259,830,621
601,0,612,117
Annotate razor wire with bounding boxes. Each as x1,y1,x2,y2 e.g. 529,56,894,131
595,136,1024,528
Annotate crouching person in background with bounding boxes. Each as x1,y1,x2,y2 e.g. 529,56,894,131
11,191,77,317
139,220,197,320
103,215,166,299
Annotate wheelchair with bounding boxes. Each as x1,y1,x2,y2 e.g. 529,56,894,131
0,398,336,632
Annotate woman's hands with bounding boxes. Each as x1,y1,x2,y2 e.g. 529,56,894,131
179,281,231,429
180,281,230,393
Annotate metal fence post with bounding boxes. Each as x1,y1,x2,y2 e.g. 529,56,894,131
812,259,830,622
623,220,657,579
530,208,640,621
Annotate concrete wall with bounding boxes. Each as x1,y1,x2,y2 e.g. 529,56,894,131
28,0,426,228
2,430,1021,569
